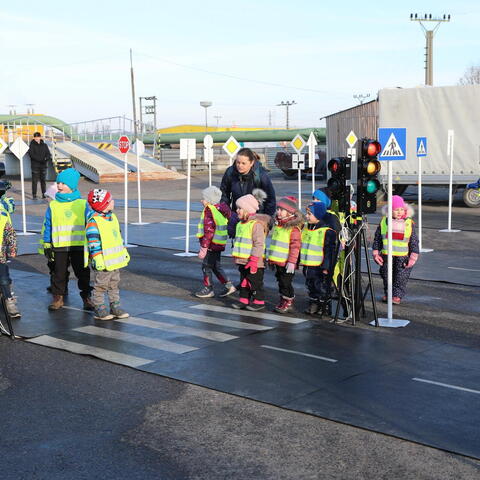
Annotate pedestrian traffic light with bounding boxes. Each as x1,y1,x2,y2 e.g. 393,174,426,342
357,139,381,214
327,157,350,211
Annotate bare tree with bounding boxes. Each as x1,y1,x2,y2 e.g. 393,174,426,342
459,65,480,85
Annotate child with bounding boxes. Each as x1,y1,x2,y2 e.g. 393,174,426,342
42,168,93,311
300,202,337,316
195,186,235,298
231,189,270,311
267,196,303,314
372,195,419,304
86,189,130,320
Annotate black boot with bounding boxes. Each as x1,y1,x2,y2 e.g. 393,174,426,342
304,300,319,315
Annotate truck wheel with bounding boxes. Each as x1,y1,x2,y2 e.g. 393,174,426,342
282,169,296,178
463,188,480,208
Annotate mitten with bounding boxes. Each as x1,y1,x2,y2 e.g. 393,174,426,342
92,257,106,271
43,243,55,262
198,247,208,259
373,250,384,266
285,262,296,274
245,256,259,274
406,252,418,269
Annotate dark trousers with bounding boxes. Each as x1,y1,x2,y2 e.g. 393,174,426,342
303,266,331,302
52,250,91,298
0,263,12,299
48,259,69,291
238,264,265,302
202,250,229,286
379,255,412,299
31,168,47,197
274,265,295,299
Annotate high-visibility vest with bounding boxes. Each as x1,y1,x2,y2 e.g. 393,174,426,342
86,213,130,271
196,205,228,246
300,225,331,266
0,213,9,244
38,224,45,254
50,199,87,248
380,217,412,256
267,225,298,264
232,219,264,259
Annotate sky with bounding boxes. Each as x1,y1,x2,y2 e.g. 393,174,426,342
1,0,479,129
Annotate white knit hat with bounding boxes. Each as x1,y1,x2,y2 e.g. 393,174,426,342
202,186,222,205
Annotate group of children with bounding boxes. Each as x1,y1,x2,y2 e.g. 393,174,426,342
195,185,420,314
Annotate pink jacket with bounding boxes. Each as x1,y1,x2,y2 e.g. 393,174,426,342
198,202,232,252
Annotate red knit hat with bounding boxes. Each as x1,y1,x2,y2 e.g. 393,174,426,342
88,189,113,212
277,196,298,214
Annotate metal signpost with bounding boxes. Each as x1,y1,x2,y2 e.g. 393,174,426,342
307,132,317,193
118,135,135,247
376,128,409,328
222,136,241,166
175,138,197,257
291,134,306,209
204,134,214,187
131,139,149,226
439,129,460,233
9,137,35,236
416,137,433,252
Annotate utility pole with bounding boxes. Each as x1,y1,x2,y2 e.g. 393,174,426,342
410,13,451,86
353,94,370,105
130,48,138,139
214,115,222,128
277,100,296,129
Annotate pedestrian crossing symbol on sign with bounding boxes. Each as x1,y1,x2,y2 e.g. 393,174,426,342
378,128,407,161
416,137,427,157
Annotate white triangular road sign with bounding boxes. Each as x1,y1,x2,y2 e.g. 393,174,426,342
0,138,7,155
417,140,426,156
9,137,29,160
381,132,404,157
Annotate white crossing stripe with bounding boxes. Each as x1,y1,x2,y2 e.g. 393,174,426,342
412,377,480,395
74,325,198,354
447,267,480,272
154,310,272,331
28,335,152,367
116,316,238,342
260,345,338,363
190,304,306,324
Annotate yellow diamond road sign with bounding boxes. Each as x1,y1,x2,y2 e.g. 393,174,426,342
222,136,241,156
290,134,306,154
346,130,358,148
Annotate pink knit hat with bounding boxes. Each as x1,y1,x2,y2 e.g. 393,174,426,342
236,194,259,214
277,196,298,214
392,195,406,210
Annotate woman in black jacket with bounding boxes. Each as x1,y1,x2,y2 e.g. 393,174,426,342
28,132,51,199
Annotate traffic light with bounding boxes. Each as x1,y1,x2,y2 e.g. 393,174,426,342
327,157,350,211
357,139,381,214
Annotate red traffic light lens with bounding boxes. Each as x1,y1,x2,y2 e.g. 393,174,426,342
363,140,381,158
328,159,340,173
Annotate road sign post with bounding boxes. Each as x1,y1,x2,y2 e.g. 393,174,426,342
131,139,149,226
9,137,35,236
416,137,433,252
118,136,136,247
175,138,197,257
204,135,214,187
307,132,317,193
291,134,306,209
222,136,241,166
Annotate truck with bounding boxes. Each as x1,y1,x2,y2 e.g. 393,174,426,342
325,85,480,207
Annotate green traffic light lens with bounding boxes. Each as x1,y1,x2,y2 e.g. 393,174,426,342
366,179,380,194
327,177,341,192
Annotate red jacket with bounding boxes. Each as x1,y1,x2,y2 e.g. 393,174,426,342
268,210,304,267
199,202,232,251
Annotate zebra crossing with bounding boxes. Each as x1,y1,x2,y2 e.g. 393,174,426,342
26,303,308,369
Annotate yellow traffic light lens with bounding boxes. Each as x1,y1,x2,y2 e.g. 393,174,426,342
366,160,381,175
327,177,342,192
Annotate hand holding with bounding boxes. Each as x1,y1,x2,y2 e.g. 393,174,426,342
198,247,208,259
285,262,296,274
245,256,259,274
406,252,418,269
373,250,383,266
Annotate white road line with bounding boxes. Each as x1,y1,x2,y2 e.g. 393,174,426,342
63,306,93,314
261,345,338,363
413,377,480,395
154,309,272,331
27,335,152,367
116,316,238,342
190,304,306,324
171,235,197,240
161,221,198,226
447,267,480,272
74,325,198,354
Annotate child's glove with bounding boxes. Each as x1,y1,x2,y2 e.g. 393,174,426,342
245,256,259,274
285,262,296,274
406,252,418,269
198,247,208,259
373,250,384,266
43,243,54,262
92,257,106,271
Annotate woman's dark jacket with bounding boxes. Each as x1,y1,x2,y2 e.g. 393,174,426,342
28,140,51,169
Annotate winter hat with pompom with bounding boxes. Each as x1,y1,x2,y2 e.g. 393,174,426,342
277,196,298,214
88,189,113,212
202,186,222,205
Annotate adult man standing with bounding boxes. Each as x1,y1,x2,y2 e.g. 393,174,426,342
28,131,51,199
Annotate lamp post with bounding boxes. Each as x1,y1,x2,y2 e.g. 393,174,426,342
277,100,296,129
200,101,212,132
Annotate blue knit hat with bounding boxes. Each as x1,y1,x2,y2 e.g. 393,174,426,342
312,189,331,208
56,168,80,191
307,202,327,220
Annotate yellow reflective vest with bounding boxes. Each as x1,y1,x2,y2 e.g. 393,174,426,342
232,219,265,259
267,225,298,264
0,213,9,243
380,217,412,256
196,205,228,246
300,225,331,267
50,199,87,248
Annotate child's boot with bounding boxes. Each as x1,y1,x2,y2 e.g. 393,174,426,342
219,282,236,297
195,285,214,298
5,297,21,318
275,297,294,314
110,301,129,319
82,296,95,311
392,296,401,305
48,295,64,311
94,304,114,321
274,296,285,313
304,299,319,315
246,300,265,312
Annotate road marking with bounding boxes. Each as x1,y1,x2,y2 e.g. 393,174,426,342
261,345,338,363
74,325,198,354
63,306,93,314
116,316,238,342
190,304,306,324
447,267,480,272
28,335,152,367
171,235,197,240
154,309,272,331
161,221,198,226
413,377,480,395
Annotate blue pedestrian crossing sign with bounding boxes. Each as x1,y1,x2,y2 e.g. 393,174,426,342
378,128,407,161
416,137,427,157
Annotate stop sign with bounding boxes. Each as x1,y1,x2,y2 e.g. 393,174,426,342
118,135,130,154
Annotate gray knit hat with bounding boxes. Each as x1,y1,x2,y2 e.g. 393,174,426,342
202,186,222,205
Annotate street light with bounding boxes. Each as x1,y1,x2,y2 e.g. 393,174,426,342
277,100,296,129
200,101,212,132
